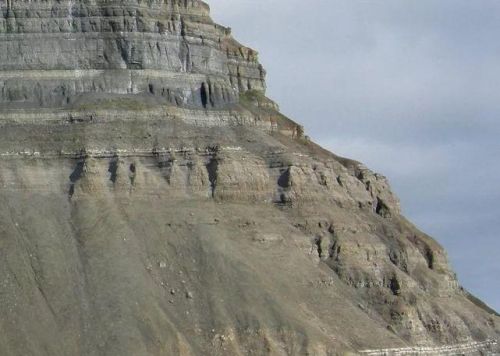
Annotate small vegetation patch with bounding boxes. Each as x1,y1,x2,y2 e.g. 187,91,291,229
75,97,150,111
238,89,266,106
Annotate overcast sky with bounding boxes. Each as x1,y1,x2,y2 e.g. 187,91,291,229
209,0,500,311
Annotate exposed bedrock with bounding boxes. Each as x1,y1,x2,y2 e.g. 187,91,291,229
0,0,264,109
0,0,498,355
0,124,498,354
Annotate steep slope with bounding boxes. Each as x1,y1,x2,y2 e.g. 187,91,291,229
0,1,498,355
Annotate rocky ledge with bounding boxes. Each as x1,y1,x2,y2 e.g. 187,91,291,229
0,0,264,109
0,1,498,355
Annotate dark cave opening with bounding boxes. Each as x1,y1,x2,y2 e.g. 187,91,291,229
200,82,208,108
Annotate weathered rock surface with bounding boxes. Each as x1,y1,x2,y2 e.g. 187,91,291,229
0,1,498,355
0,0,264,109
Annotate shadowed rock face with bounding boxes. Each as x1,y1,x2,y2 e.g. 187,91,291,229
0,0,264,109
0,1,498,355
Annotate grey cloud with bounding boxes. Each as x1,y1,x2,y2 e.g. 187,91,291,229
209,0,500,311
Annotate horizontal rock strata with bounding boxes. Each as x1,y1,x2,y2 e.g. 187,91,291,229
0,0,264,109
0,1,498,355
360,339,498,355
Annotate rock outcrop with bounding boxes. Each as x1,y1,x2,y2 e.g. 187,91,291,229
0,0,264,109
0,1,498,355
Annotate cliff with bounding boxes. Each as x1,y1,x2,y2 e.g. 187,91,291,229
0,1,498,355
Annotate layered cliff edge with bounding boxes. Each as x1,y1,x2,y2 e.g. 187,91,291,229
0,1,498,355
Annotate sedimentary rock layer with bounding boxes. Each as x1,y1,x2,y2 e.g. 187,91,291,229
0,1,498,355
0,0,264,108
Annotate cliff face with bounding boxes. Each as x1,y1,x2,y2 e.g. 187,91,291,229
0,0,263,109
0,1,498,355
